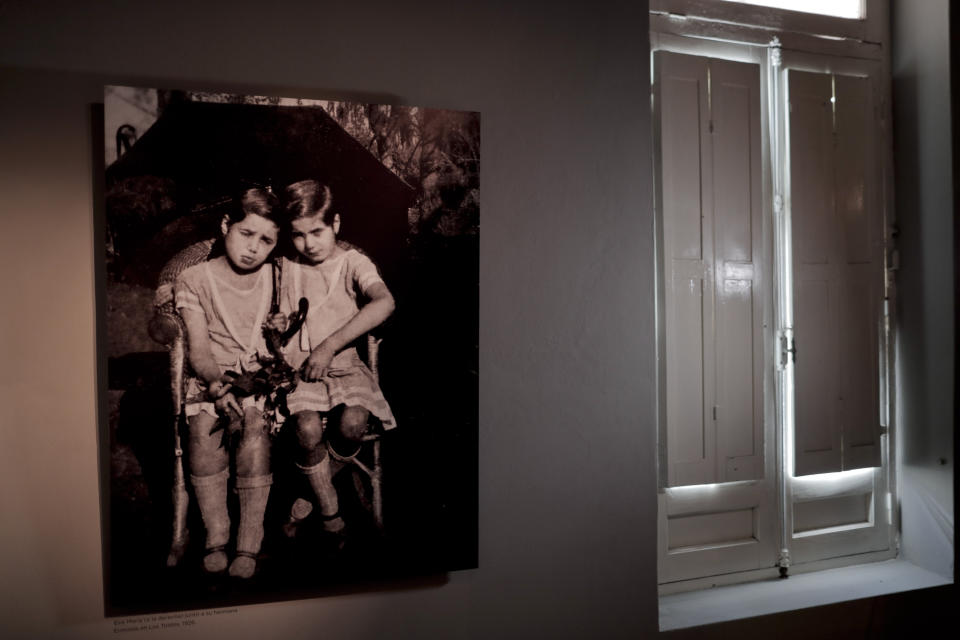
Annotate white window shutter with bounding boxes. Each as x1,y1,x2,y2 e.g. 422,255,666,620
710,58,765,483
789,70,882,476
659,51,714,487
834,74,883,472
658,51,764,486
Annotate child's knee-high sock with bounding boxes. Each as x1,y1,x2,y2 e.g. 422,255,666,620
191,468,230,572
229,473,272,579
297,457,344,533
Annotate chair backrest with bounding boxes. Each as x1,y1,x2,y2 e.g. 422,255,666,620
153,239,217,311
149,239,216,346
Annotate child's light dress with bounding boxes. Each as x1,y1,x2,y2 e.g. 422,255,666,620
279,249,397,430
174,261,272,418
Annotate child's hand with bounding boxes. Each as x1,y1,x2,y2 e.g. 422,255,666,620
302,342,335,381
265,312,288,333
208,379,242,416
207,378,231,398
214,391,242,418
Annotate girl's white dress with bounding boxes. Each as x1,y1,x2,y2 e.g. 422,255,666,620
278,250,397,430
174,261,272,417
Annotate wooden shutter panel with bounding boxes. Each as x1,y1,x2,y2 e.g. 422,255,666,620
710,58,764,483
659,51,714,487
834,74,883,471
657,51,763,486
789,70,882,476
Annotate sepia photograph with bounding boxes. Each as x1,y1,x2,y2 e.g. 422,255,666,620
101,86,479,614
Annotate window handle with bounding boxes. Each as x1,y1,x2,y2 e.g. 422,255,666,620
780,334,796,365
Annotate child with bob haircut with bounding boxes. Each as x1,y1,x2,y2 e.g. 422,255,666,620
275,178,397,539
174,186,280,578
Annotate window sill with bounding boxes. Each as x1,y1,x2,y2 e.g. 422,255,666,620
658,559,952,631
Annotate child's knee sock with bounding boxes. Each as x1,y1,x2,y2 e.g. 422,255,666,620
297,457,344,533
234,473,272,555
191,468,230,572
230,473,272,579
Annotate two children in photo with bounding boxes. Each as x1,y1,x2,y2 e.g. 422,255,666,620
174,180,395,579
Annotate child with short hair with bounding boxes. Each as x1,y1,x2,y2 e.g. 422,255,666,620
175,187,280,578
276,179,397,538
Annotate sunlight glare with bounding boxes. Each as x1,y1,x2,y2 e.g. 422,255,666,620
719,0,864,20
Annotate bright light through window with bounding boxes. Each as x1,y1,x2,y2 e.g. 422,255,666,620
719,0,864,20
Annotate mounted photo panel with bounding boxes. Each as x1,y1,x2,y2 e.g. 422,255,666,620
101,86,479,614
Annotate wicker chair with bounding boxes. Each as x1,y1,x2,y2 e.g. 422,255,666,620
149,240,385,567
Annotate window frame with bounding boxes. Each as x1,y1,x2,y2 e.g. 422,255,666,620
650,0,887,44
777,47,898,567
652,36,781,586
652,1,899,592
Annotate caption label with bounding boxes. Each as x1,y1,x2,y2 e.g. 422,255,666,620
112,608,238,633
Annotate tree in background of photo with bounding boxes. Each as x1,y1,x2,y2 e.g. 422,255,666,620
320,102,480,242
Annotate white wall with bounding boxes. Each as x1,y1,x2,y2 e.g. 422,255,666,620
891,0,956,580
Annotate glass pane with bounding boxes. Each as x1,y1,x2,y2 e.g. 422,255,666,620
719,0,863,20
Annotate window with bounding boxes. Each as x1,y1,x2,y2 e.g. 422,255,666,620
653,6,896,591
718,0,864,20
650,0,887,45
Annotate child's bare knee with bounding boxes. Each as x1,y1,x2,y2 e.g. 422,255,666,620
187,424,228,475
188,415,223,454
339,406,369,442
188,413,217,438
294,411,324,450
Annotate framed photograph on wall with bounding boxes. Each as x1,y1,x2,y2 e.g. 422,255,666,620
101,86,479,614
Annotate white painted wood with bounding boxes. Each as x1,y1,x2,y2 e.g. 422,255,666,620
789,69,883,477
712,58,765,483
658,51,765,488
791,507,889,561
665,480,765,515
655,47,777,585
669,508,755,549
659,51,715,487
794,493,871,533
834,74,883,472
649,0,887,45
660,481,777,582
716,0,863,20
788,457,889,565
653,17,896,593
773,52,894,569
788,69,843,476
649,14,882,62
791,467,873,501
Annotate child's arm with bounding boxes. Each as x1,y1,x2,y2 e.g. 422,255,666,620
179,306,223,384
179,305,243,416
302,281,395,381
180,307,243,416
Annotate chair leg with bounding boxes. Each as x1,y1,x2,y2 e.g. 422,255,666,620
166,335,190,567
371,439,383,530
166,454,190,567
329,438,384,531
351,468,370,510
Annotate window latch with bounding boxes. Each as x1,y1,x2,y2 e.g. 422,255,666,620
780,333,796,367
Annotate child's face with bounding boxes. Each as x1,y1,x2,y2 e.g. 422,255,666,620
290,213,340,264
221,213,278,271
